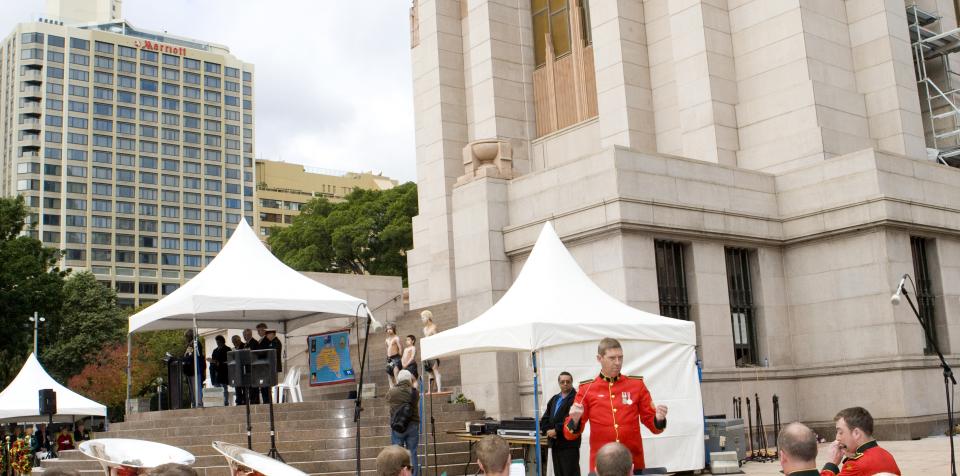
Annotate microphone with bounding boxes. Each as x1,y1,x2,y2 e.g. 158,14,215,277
891,274,907,305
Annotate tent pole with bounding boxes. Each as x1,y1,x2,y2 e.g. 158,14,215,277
192,315,201,408
355,305,373,476
125,333,132,409
532,351,542,476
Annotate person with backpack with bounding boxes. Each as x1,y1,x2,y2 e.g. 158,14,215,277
387,370,420,476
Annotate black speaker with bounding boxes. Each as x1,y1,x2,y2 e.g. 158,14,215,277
250,349,277,388
227,349,252,387
39,389,56,416
167,359,183,410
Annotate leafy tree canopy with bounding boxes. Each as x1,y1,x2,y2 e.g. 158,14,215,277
0,196,66,388
268,182,418,284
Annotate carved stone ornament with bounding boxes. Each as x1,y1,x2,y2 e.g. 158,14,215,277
457,139,514,185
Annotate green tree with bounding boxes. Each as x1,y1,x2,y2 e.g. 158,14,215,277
268,182,418,283
0,196,66,388
42,271,126,381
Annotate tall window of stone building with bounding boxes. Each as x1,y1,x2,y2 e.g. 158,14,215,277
654,240,690,320
531,0,598,137
910,236,938,354
725,247,758,367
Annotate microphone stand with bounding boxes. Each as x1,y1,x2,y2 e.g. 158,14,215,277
899,278,957,476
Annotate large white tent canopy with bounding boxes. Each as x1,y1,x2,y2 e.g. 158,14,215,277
420,222,696,360
419,222,704,473
0,353,106,422
128,218,372,334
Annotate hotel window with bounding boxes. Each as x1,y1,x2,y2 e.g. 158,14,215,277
655,241,691,320
118,60,135,73
141,64,158,77
94,55,113,69
163,54,179,66
49,35,64,47
92,232,111,245
95,41,113,54
725,247,758,367
911,237,939,354
141,50,158,62
48,51,64,63
70,53,89,66
70,38,89,50
116,281,135,293
22,32,43,44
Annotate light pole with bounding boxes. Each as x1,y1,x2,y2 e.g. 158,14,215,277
29,312,45,355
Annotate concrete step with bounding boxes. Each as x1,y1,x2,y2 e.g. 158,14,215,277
102,411,481,438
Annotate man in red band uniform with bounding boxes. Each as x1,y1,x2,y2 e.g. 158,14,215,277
821,407,900,476
563,338,667,473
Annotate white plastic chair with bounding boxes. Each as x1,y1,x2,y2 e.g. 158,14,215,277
272,366,302,403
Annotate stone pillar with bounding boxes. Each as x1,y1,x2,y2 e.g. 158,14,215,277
450,140,517,418
688,241,736,369
407,0,469,309
590,0,658,151
461,0,535,175
931,239,960,354
752,247,791,367
846,0,926,159
668,0,739,166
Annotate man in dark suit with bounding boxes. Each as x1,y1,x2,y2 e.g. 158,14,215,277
243,328,260,403
540,371,581,476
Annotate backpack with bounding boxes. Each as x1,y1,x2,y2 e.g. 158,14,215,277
390,388,417,432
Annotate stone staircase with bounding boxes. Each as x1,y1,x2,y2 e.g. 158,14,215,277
32,395,484,475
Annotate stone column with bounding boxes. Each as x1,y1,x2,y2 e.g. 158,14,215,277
752,247,791,367
668,0,739,166
461,0,535,175
451,140,518,418
688,241,736,368
846,0,926,159
590,0,658,151
407,0,469,309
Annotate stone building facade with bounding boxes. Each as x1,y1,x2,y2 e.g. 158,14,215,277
406,0,960,439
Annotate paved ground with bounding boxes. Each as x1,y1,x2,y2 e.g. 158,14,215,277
736,436,957,475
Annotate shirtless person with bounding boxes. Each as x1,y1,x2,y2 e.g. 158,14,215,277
421,310,441,393
385,323,403,388
402,335,419,389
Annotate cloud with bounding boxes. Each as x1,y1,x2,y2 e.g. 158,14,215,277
1,0,417,183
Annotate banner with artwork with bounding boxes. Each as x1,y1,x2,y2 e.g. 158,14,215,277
308,329,355,386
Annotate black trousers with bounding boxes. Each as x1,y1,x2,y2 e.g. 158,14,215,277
541,446,580,476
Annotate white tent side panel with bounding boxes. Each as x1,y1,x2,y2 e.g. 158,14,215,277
539,340,704,473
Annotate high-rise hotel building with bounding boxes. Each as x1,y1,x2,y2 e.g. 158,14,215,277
0,0,255,306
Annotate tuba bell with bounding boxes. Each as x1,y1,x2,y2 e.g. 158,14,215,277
79,438,196,475
212,441,307,476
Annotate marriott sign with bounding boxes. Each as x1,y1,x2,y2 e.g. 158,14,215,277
134,40,186,56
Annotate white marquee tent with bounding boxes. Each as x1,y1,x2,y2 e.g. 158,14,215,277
128,218,371,334
0,353,107,422
420,222,704,473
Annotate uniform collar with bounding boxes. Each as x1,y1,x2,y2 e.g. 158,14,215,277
786,469,820,476
855,440,878,453
599,372,620,383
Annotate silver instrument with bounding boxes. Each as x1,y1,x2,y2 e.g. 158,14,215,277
212,441,307,476
78,438,196,475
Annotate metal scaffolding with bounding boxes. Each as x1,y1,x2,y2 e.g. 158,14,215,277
909,4,960,166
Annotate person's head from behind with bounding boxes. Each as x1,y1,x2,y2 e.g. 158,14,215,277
834,407,873,452
146,463,198,476
183,329,194,342
396,370,414,387
376,445,411,476
58,426,69,434
595,442,632,476
256,323,267,337
596,337,624,378
215,335,226,347
476,435,510,476
265,329,277,341
777,422,818,472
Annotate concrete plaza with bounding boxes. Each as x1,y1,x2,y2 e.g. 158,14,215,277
739,436,957,475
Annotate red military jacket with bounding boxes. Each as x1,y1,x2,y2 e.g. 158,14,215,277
820,440,901,476
563,373,665,471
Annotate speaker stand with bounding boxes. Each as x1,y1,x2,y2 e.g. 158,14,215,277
266,395,283,462
244,386,253,450
48,413,56,459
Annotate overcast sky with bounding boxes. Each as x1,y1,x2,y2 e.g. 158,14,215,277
2,1,418,183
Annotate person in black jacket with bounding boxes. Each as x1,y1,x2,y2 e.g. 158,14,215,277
540,371,581,476
207,335,231,406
